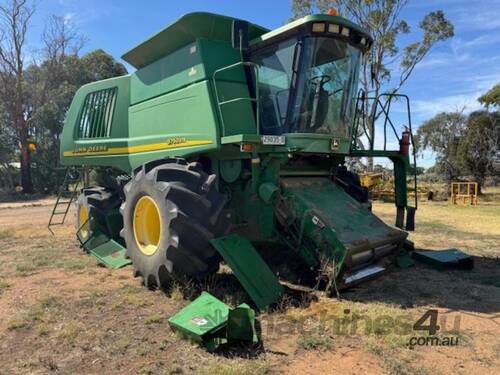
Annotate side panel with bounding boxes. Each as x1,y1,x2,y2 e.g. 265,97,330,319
127,80,220,170
62,80,220,172
130,42,204,105
130,39,247,105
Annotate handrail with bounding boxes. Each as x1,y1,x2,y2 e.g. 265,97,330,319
351,91,418,210
212,61,260,136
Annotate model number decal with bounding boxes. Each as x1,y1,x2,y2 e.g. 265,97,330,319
167,137,187,146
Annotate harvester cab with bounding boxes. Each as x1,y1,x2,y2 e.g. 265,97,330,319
55,12,418,304
249,20,364,145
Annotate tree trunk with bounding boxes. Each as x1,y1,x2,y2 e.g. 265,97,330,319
366,101,379,172
19,129,34,194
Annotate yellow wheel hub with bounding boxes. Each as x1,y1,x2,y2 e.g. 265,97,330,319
78,204,89,238
133,195,162,256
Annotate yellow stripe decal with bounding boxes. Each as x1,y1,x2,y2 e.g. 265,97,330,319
63,140,213,157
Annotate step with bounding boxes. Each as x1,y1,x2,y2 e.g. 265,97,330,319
56,200,72,205
211,234,283,310
52,211,69,215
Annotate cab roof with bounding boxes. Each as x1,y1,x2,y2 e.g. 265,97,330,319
250,14,372,51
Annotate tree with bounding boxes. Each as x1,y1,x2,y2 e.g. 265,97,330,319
80,49,127,82
478,83,500,108
0,1,126,194
414,111,466,184
0,100,17,190
458,110,500,192
28,49,126,192
0,0,35,192
291,0,454,169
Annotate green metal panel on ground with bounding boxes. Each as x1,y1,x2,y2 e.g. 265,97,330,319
168,293,258,351
210,234,284,310
86,239,131,269
80,230,131,269
412,249,474,270
168,292,230,343
227,303,258,343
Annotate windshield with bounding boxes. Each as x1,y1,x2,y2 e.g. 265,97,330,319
251,36,361,136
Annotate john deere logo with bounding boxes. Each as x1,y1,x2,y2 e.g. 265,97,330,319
331,138,340,150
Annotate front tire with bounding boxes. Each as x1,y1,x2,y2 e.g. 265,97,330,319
120,158,229,288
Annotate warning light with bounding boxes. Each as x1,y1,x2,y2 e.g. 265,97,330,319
327,8,339,16
240,143,253,152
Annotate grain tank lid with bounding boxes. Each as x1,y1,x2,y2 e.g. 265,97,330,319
122,12,269,69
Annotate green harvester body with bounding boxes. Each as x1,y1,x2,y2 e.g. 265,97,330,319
59,12,418,301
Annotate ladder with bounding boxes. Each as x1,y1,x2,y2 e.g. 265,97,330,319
48,167,83,234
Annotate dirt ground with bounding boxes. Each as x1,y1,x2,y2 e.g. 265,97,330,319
0,189,499,375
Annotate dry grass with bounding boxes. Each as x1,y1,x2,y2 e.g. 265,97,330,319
373,187,500,258
0,190,498,374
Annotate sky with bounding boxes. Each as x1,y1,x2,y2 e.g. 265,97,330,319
26,0,500,168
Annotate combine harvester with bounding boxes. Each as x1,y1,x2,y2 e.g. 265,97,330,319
50,11,417,308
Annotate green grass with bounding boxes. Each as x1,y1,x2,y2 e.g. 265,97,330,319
0,278,9,290
7,295,60,330
364,339,428,375
7,307,46,330
0,229,14,239
56,255,97,270
56,321,84,343
36,323,52,337
77,290,106,308
384,355,428,375
145,314,164,325
298,333,334,350
201,361,270,375
15,262,38,276
39,295,59,309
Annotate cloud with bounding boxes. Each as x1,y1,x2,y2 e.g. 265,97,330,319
412,92,483,118
63,13,75,25
454,2,500,31
451,33,500,56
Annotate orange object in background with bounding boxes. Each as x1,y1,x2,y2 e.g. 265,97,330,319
327,8,339,16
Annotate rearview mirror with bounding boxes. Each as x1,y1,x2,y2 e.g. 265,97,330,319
232,20,249,51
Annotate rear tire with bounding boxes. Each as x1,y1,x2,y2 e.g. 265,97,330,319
120,158,229,288
76,187,122,244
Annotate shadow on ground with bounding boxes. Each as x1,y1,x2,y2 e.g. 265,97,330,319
343,255,500,314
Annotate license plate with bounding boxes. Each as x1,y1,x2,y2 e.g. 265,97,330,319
262,135,286,145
